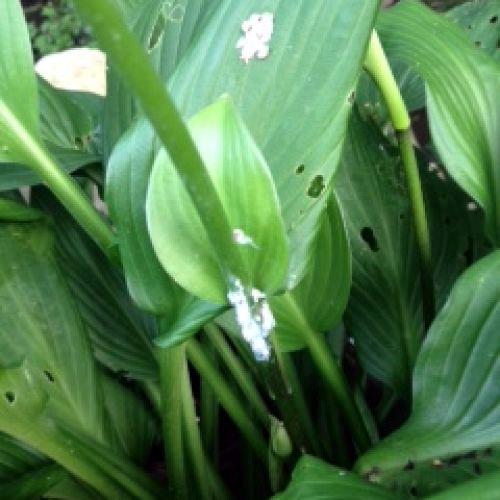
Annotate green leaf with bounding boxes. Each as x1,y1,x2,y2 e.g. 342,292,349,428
270,194,351,352
147,97,288,304
0,434,46,481
0,197,43,221
34,189,158,381
0,0,40,165
335,111,470,397
0,222,106,437
377,1,500,244
100,374,156,463
447,0,500,61
107,118,178,314
356,251,500,495
0,219,159,497
0,464,67,500
273,456,401,500
38,79,94,152
168,0,379,284
106,117,223,344
426,471,500,500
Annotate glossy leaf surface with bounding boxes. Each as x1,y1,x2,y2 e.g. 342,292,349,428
356,251,500,495
147,97,288,304
335,112,468,396
378,1,500,244
168,0,379,284
273,456,401,500
270,195,351,352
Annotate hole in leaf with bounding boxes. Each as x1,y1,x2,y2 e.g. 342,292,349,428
361,227,379,252
403,461,415,471
4,391,15,404
490,15,498,24
475,40,482,47
295,164,305,175
307,175,325,198
347,90,356,104
44,370,55,383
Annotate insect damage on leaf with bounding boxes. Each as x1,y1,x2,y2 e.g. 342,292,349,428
236,13,274,64
227,277,275,362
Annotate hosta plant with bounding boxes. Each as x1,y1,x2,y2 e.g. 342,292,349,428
0,0,499,498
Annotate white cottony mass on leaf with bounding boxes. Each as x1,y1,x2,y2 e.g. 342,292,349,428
236,13,274,64
227,277,275,362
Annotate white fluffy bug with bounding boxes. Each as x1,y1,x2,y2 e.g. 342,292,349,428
236,13,274,64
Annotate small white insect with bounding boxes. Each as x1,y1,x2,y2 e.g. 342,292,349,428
467,201,478,211
236,13,274,64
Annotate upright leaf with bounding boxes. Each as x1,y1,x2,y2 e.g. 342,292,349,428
356,251,500,496
0,0,40,165
271,195,351,352
378,1,500,244
147,97,288,304
168,0,379,283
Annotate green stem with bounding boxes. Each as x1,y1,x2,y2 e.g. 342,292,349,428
272,339,323,457
260,352,309,454
181,359,211,500
12,118,116,260
364,30,435,327
205,323,270,428
282,294,371,452
186,339,268,464
156,345,188,499
199,338,219,462
71,0,242,279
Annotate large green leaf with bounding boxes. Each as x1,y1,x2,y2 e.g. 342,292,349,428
334,111,468,397
0,220,160,497
356,251,500,496
147,97,288,304
378,1,500,244
168,0,379,284
0,222,106,437
34,189,158,380
273,456,401,500
270,194,351,352
107,118,177,314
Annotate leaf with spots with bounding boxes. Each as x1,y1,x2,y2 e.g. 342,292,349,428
447,0,500,61
356,250,500,496
273,455,402,500
167,0,379,286
334,111,469,398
